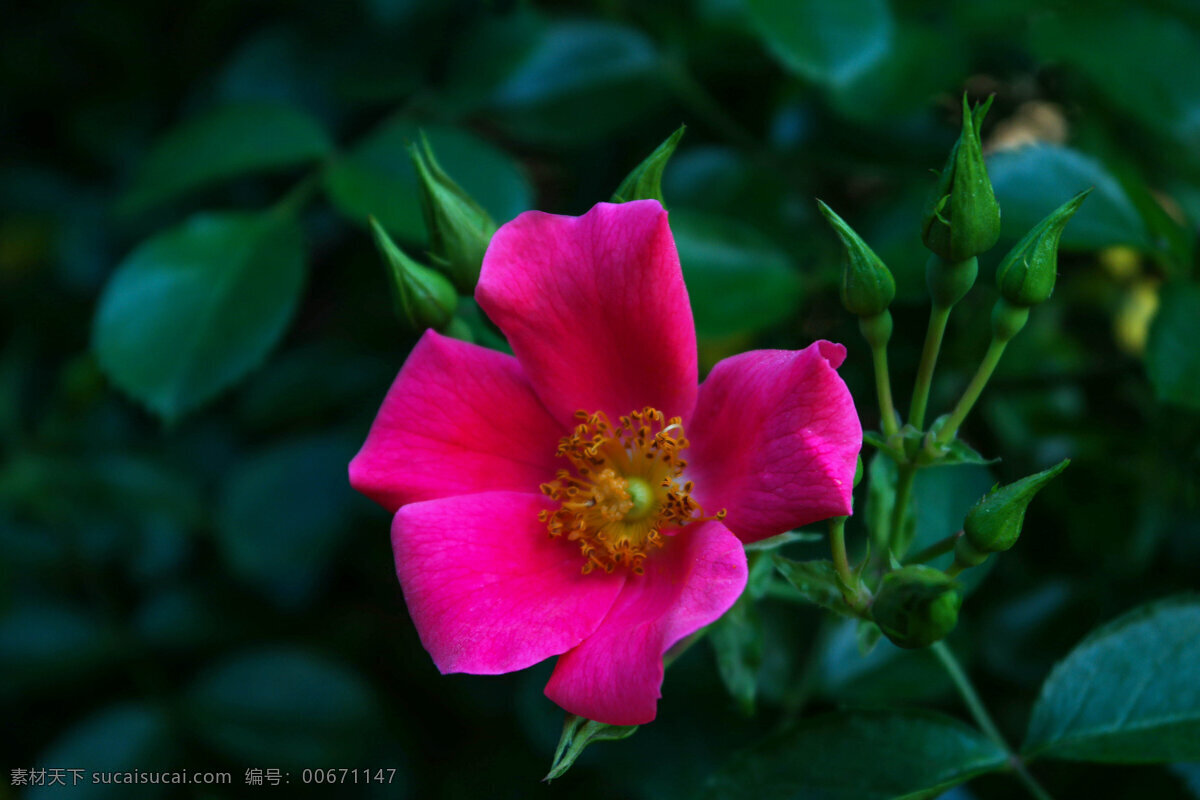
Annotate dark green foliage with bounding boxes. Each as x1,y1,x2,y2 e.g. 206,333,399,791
4,0,1200,797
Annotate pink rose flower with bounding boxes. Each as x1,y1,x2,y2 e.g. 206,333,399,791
349,200,861,725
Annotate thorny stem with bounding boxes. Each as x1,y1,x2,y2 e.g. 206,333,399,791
933,642,1056,800
936,336,1009,445
909,304,951,429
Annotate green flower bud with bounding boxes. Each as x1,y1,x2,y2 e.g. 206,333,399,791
370,216,457,332
817,200,896,317
871,565,961,649
922,95,1001,261
996,190,1090,307
964,459,1070,553
612,126,685,205
410,133,497,292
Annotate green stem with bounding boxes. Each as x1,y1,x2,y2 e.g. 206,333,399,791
829,516,853,587
936,336,1008,445
933,642,1055,800
870,340,899,437
903,530,961,565
909,304,951,429
889,464,917,556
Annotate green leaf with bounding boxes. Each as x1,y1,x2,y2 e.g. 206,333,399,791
671,209,803,339
827,21,967,121
93,211,305,422
1029,8,1200,156
0,599,120,700
545,714,639,781
772,556,854,616
28,704,176,800
1171,763,1200,798
187,647,380,768
1146,281,1200,411
1023,595,1200,763
817,618,953,704
705,708,1008,799
120,105,332,214
710,590,764,715
986,145,1149,250
906,463,996,595
216,434,358,607
745,0,893,88
909,464,996,555
324,121,531,241
865,450,900,552
483,21,664,145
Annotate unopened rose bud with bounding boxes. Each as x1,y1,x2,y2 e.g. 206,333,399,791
410,133,497,292
871,565,961,649
817,200,896,318
370,216,457,332
997,191,1090,307
922,95,1002,262
963,459,1070,554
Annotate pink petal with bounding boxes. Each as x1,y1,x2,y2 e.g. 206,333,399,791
543,521,747,725
349,330,565,512
393,491,626,675
476,200,698,427
686,342,862,544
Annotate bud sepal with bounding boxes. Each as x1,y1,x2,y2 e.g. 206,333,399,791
611,126,685,205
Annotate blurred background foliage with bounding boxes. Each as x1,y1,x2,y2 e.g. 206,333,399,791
2,0,1200,797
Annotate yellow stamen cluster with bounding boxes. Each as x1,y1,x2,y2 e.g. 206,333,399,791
539,407,724,574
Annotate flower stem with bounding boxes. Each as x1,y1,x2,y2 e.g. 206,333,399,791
903,530,961,565
889,464,917,556
932,642,1055,800
870,339,899,437
936,336,1008,446
909,304,951,429
829,516,853,587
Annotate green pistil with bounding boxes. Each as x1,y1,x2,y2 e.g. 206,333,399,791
625,477,656,520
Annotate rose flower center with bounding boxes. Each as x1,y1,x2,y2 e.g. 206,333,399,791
539,407,725,575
